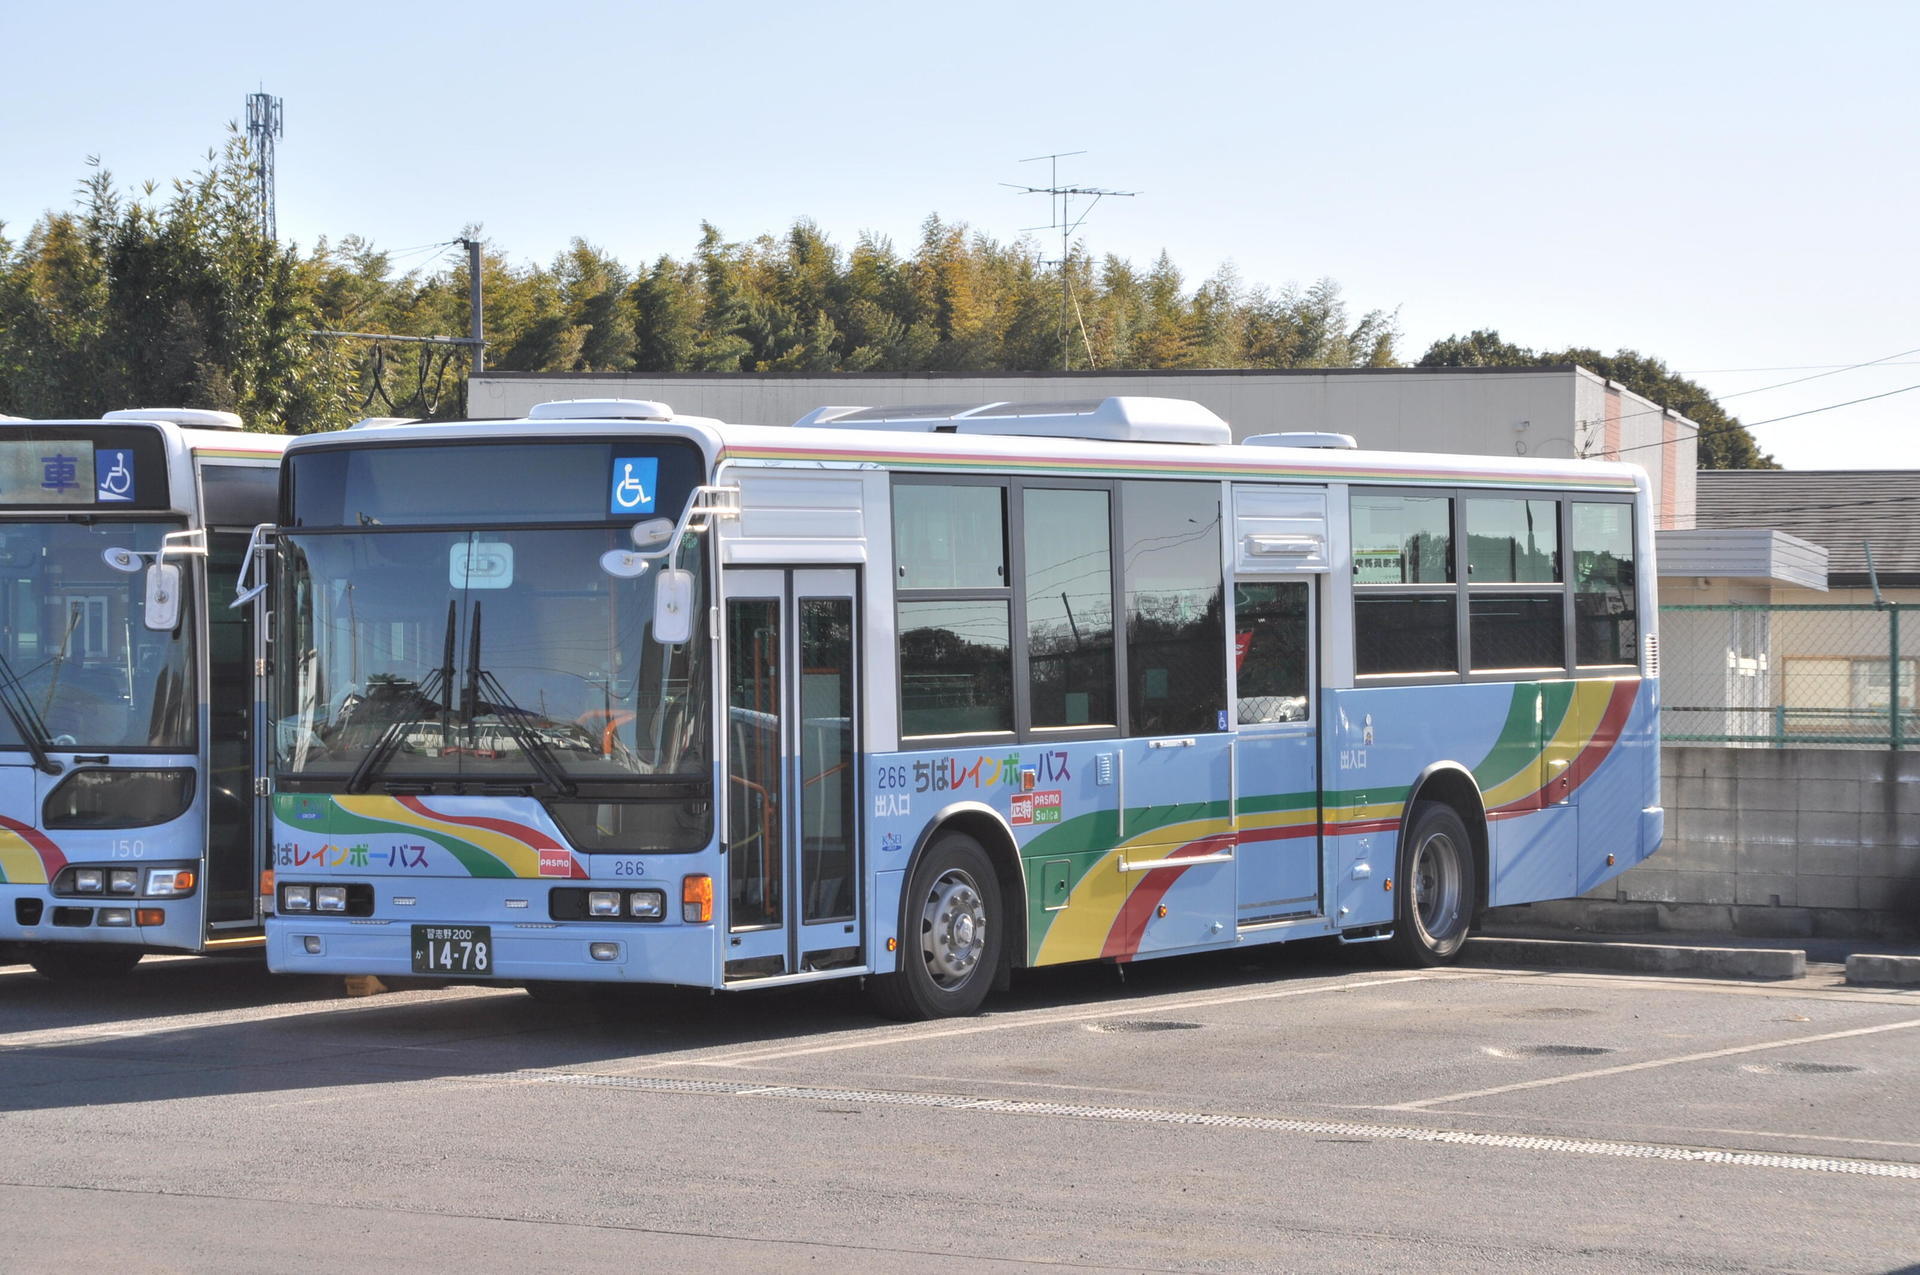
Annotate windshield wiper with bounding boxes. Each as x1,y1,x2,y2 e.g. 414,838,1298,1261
464,601,577,798
0,650,60,774
346,601,457,795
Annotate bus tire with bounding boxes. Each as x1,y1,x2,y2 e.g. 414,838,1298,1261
1388,801,1476,967
869,831,1002,1021
29,948,143,981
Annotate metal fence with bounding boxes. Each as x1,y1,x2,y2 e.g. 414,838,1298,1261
1660,603,1920,748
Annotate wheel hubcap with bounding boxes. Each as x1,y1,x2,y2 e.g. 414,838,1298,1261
1411,832,1464,944
920,869,986,988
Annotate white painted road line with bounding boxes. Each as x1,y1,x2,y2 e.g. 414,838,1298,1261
1390,1016,1920,1110
620,973,1442,1071
505,1070,1920,1180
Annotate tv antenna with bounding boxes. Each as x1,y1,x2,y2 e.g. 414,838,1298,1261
246,90,285,241
1004,151,1137,370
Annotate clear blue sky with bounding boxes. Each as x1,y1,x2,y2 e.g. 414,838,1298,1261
3,0,1914,468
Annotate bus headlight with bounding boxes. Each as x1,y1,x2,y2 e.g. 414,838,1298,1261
281,884,313,912
109,869,138,894
315,886,348,913
628,890,665,919
75,869,104,893
143,868,197,897
588,890,622,917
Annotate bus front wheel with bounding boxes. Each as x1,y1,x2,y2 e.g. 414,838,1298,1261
869,831,1002,1021
1389,801,1476,967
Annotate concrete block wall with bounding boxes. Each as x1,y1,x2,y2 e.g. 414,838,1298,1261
1489,745,1920,940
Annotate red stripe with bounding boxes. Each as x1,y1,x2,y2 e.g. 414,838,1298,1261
395,796,567,853
1100,834,1235,960
0,813,66,876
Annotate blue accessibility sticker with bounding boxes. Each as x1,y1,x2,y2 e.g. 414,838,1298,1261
95,449,135,502
609,457,658,516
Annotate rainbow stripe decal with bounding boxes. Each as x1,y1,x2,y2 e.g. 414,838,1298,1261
717,440,1638,490
0,814,66,885
275,795,583,880
1024,679,1642,966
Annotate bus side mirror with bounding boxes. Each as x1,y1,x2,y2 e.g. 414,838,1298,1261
144,562,182,631
652,568,694,645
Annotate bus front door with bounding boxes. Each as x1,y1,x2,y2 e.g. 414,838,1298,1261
722,569,864,982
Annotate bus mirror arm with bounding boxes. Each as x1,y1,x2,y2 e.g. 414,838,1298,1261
231,523,275,609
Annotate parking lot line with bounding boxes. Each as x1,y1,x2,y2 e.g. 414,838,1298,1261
609,973,1446,1072
1387,1015,1920,1111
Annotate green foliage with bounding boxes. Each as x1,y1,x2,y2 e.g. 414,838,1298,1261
0,129,1405,432
1417,329,1778,469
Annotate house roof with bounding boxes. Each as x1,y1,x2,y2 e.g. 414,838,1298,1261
1696,470,1920,581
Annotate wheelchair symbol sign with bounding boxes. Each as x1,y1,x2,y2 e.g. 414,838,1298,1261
95,450,135,503
609,457,658,515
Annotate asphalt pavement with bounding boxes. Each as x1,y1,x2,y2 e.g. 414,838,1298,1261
2,946,1918,1272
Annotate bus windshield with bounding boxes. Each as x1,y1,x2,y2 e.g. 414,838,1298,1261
0,520,195,752
274,526,709,789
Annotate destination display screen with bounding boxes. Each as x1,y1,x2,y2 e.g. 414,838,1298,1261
285,438,708,528
0,427,172,510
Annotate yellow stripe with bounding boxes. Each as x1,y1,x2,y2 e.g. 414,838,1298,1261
334,795,545,877
0,830,49,884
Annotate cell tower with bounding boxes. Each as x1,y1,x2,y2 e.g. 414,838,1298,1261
245,90,285,241
1005,151,1137,370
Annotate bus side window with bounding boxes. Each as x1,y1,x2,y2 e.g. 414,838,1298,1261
1122,481,1225,735
1236,582,1309,724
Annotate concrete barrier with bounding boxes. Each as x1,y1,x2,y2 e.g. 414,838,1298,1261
1465,936,1806,980
1845,954,1920,986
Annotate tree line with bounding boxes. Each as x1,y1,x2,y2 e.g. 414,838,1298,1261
0,133,1772,467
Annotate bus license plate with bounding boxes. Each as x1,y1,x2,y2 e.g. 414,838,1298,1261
412,925,493,975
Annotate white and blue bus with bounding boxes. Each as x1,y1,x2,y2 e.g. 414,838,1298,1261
260,397,1659,1017
0,410,287,978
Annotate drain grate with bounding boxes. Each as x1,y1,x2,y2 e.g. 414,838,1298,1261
1483,1044,1615,1059
498,1069,1919,1180
1085,1020,1203,1034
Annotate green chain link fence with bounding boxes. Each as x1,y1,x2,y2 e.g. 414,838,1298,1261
1661,603,1920,748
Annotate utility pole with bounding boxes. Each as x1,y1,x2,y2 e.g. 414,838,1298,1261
245,91,284,241
1005,152,1137,371
460,237,485,374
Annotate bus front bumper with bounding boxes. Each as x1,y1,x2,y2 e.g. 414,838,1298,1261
266,917,719,987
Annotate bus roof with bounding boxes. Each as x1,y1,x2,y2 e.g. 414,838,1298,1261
284,397,1644,493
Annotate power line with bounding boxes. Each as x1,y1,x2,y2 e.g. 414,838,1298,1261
1710,345,1920,402
1609,382,1920,459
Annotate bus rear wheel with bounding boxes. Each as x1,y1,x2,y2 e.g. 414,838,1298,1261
30,948,143,981
1389,801,1476,967
869,831,1002,1021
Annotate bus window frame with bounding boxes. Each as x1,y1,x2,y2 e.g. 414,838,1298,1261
1350,485,1641,687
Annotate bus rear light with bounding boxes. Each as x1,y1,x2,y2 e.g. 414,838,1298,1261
682,875,713,923
136,909,164,927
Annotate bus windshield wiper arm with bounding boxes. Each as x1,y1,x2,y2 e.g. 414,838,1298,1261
346,603,457,795
465,601,576,798
0,651,59,774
